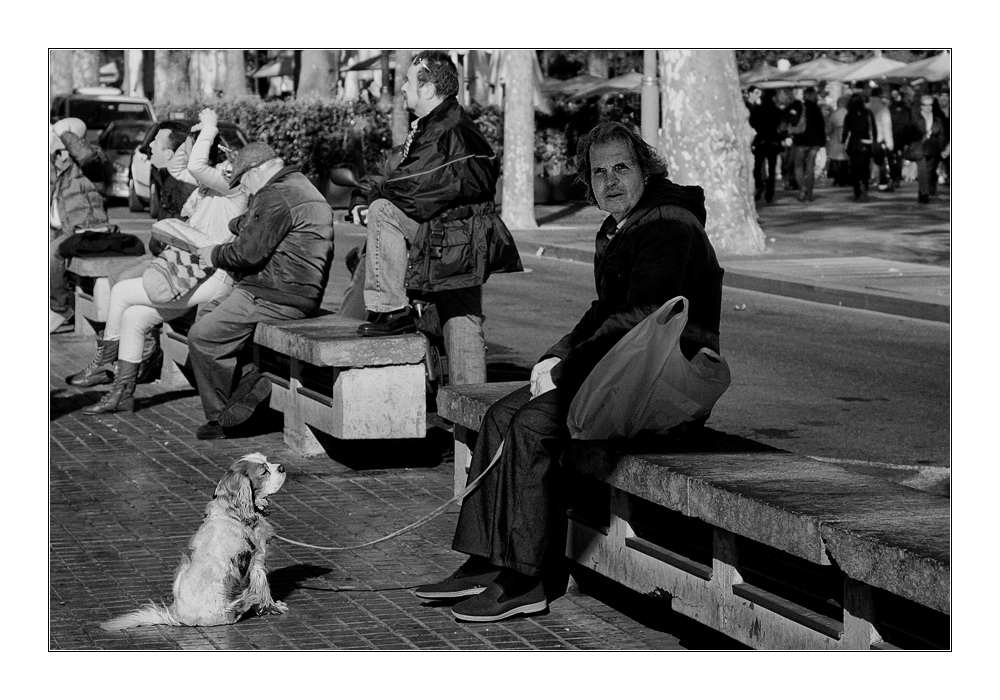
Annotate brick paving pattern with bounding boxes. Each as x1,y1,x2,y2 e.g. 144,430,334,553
50,333,704,650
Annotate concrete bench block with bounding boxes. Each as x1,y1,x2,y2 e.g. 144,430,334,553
436,382,950,649
254,315,428,453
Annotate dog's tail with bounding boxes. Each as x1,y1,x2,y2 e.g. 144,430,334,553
100,603,180,631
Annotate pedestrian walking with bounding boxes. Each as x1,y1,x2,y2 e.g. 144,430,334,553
842,94,877,202
792,87,826,202
750,89,783,203
826,95,850,186
909,95,949,203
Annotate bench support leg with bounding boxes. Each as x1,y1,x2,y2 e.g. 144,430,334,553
453,425,477,498
283,359,327,457
157,325,193,389
843,577,881,650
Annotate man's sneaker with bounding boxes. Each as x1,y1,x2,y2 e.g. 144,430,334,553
413,557,501,600
218,371,272,428
196,421,226,440
451,570,547,622
357,307,416,337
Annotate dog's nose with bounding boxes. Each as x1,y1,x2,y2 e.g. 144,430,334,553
277,464,285,473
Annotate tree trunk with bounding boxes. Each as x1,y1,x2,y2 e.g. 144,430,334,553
189,50,222,98
49,50,73,99
298,50,335,99
72,50,100,89
391,50,413,146
154,50,191,105
659,50,764,255
587,51,609,78
224,50,247,98
124,49,144,97
500,51,537,230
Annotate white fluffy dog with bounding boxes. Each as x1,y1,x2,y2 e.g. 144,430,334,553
101,453,288,630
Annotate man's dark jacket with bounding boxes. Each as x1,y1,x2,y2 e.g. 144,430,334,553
210,165,334,315
793,100,826,148
545,176,724,397
352,96,521,293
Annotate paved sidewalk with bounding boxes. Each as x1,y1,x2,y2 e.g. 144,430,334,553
50,334,738,650
515,180,950,322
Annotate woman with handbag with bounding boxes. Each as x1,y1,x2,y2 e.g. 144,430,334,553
841,93,877,202
68,109,248,414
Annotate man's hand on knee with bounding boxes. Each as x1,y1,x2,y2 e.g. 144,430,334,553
530,357,560,397
351,205,368,226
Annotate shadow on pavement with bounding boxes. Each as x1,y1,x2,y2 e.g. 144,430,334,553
314,425,454,472
268,564,334,602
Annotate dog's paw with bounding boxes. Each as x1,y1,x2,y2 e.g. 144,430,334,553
260,600,288,615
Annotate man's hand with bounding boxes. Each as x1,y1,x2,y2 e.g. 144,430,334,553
351,205,368,226
530,357,560,397
198,107,219,130
197,245,217,266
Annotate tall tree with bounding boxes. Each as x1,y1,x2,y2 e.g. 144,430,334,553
587,51,609,78
190,50,223,97
49,50,73,98
500,51,537,230
72,50,100,89
391,50,413,146
298,50,336,99
154,50,192,104
659,50,764,255
224,50,247,98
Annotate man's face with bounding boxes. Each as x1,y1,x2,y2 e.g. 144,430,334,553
590,139,646,223
921,97,934,115
402,64,425,114
149,129,175,168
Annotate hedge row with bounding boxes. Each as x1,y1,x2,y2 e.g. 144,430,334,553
155,98,508,182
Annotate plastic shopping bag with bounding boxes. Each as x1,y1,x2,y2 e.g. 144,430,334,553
567,296,731,440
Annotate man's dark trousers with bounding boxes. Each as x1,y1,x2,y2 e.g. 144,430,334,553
187,287,306,422
452,384,571,578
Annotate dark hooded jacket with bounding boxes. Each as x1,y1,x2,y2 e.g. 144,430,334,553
210,166,334,316
49,131,108,236
545,175,724,397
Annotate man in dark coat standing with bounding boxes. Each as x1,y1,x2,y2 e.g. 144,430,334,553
414,122,724,623
347,50,518,386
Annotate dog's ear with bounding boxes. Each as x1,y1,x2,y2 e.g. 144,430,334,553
215,463,255,524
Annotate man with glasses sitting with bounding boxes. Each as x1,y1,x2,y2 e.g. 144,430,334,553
188,142,335,440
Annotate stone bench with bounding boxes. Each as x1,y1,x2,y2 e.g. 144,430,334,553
65,256,132,337
436,382,950,650
254,314,428,455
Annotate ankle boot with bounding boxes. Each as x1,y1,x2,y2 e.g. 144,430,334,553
136,331,163,384
66,334,120,387
83,360,139,414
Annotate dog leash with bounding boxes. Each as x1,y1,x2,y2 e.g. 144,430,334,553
274,441,503,552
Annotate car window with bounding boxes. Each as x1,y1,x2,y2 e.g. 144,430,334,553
68,101,155,131
103,123,150,151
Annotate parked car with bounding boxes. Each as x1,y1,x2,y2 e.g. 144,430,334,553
128,119,250,214
97,120,153,203
50,87,155,143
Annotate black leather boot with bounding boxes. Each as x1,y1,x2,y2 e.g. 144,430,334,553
357,307,417,336
83,361,139,414
136,331,163,384
66,334,119,387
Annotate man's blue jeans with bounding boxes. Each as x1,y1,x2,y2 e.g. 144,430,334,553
187,287,305,422
356,199,487,385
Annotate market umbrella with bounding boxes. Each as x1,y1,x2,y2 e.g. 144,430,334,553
569,72,643,100
751,79,819,90
781,56,849,81
829,56,906,82
882,52,951,83
251,56,294,79
342,51,395,72
541,73,605,96
739,63,784,85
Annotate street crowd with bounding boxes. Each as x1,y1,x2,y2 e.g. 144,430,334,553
745,83,950,204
